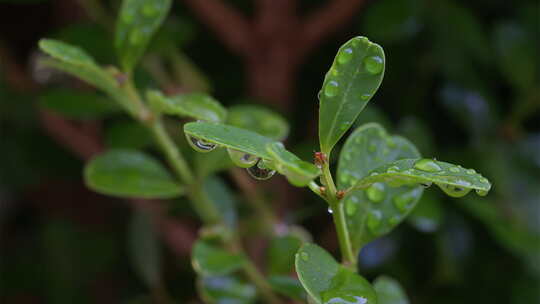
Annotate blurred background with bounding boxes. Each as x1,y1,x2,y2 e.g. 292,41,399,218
1,0,539,303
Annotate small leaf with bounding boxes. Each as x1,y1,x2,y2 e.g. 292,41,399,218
84,149,184,198
266,142,321,187
198,275,256,304
267,235,303,275
147,90,227,122
183,121,276,160
338,123,423,251
105,121,153,150
318,36,385,154
40,89,121,119
352,158,492,197
373,276,409,304
295,243,378,304
192,239,246,276
128,208,161,289
268,275,306,300
39,38,96,65
115,0,172,72
227,105,289,140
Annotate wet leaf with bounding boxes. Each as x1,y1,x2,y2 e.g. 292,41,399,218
147,90,227,123
318,36,385,154
115,0,172,72
84,149,184,198
373,276,409,304
295,243,378,304
227,105,289,140
266,142,321,187
338,123,423,251
192,239,245,276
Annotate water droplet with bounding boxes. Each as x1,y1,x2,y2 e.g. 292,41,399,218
366,183,385,203
330,68,339,76
142,3,159,16
327,207,334,214
186,134,217,153
455,179,472,187
420,182,432,188
387,166,399,173
246,159,276,180
323,294,368,304
227,149,258,168
393,192,414,213
360,93,371,101
364,55,384,74
338,48,353,64
436,182,472,198
414,159,442,172
449,167,460,173
324,80,339,97
466,169,476,174
476,189,488,196
369,172,379,177
480,177,489,184
367,210,382,233
300,252,309,261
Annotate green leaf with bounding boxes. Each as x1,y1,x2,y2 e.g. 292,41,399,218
318,36,385,154
203,177,238,229
351,158,492,197
407,191,443,233
115,0,172,72
192,239,246,276
52,23,115,64
266,142,321,187
40,89,121,119
268,275,306,300
84,149,184,198
147,90,227,122
338,123,423,251
373,276,409,304
183,121,276,160
105,121,153,150
227,105,289,141
39,38,97,65
198,275,256,304
128,208,161,289
267,235,303,275
295,243,378,304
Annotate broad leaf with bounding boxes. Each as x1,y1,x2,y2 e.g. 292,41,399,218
192,239,246,276
115,0,172,72
351,158,492,197
198,275,256,304
183,121,276,160
147,90,227,123
268,275,306,300
338,123,423,251
318,36,385,154
267,235,303,275
105,121,153,150
266,142,321,187
373,276,409,304
295,243,378,304
128,208,162,289
227,105,289,140
40,89,120,119
84,149,184,198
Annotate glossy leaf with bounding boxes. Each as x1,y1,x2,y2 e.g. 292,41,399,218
192,239,246,277
268,275,306,300
267,235,303,275
84,149,184,198
295,243,378,304
147,90,227,123
351,158,492,197
128,208,161,289
338,123,423,251
373,276,409,304
183,121,275,160
105,121,153,150
40,89,120,119
227,105,289,140
198,275,256,304
266,142,321,187
115,0,172,72
318,36,385,154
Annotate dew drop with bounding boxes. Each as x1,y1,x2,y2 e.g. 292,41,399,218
246,159,276,180
300,252,309,261
337,48,353,64
476,189,488,196
466,169,476,174
414,159,442,172
367,210,382,232
186,134,217,153
436,182,472,198
449,166,460,173
386,166,400,173
366,183,385,203
360,93,371,101
480,177,489,184
330,68,339,76
324,80,339,97
227,149,258,168
364,55,384,74
327,207,334,214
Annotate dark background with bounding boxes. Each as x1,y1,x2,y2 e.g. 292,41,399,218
1,0,539,303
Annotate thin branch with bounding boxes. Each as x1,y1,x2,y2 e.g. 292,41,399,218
299,0,366,56
180,0,255,55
